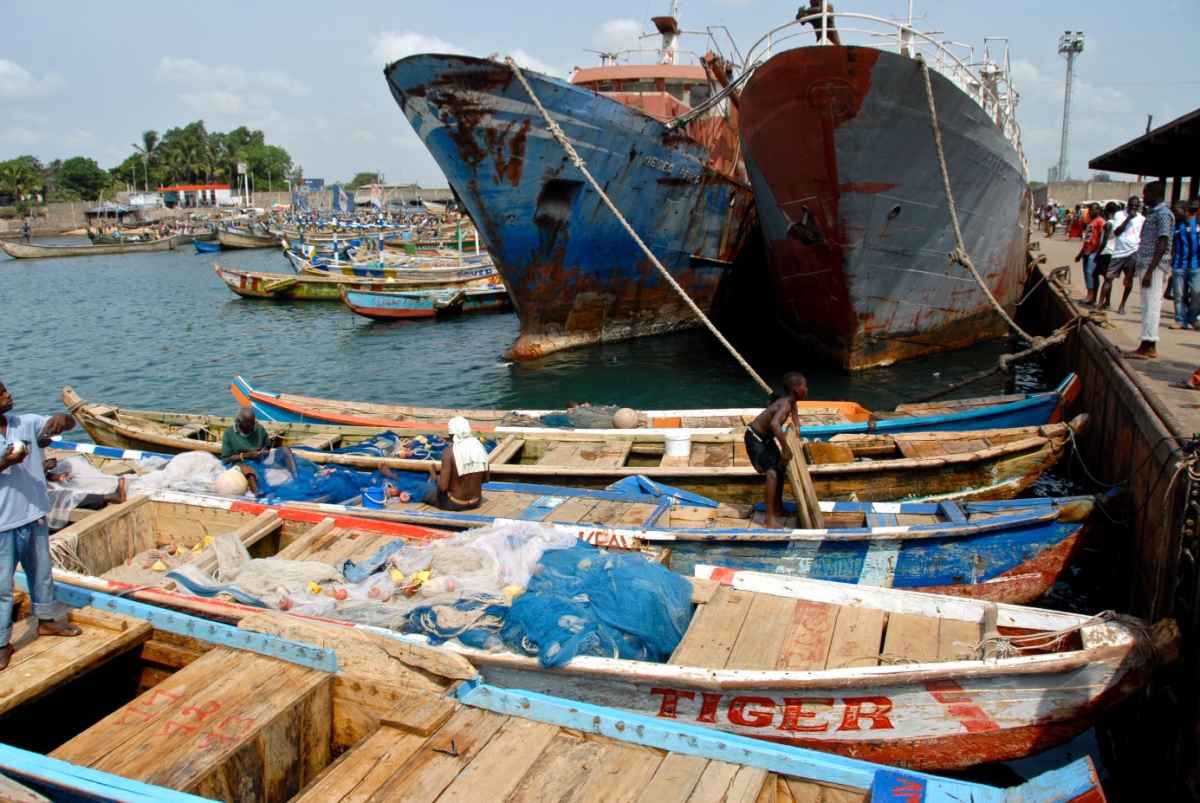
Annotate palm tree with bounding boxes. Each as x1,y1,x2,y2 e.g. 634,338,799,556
131,130,159,191
0,161,39,202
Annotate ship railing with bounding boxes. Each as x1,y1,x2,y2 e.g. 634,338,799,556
743,12,1023,160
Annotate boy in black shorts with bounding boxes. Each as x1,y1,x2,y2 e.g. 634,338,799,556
744,373,807,529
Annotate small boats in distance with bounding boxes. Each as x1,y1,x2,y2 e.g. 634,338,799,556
0,233,180,259
216,227,278,249
44,491,1171,775
195,238,222,253
231,373,1081,435
62,386,1088,505
214,264,499,301
340,283,511,319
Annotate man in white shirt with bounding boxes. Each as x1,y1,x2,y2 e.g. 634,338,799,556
1097,197,1144,314
0,380,81,670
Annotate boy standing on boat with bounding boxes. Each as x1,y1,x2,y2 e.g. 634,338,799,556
0,380,82,671
745,373,807,529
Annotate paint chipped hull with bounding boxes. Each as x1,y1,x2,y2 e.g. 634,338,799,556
385,54,757,358
740,46,1031,371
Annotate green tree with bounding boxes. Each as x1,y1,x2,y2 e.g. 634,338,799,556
0,158,41,203
348,171,382,188
57,156,111,200
131,130,159,191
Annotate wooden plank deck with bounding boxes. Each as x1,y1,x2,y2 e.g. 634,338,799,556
0,608,152,719
50,646,332,803
295,689,780,803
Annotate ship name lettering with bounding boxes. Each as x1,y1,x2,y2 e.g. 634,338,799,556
644,155,676,174
648,688,895,732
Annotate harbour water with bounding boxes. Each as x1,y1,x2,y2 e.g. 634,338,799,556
3,237,1025,418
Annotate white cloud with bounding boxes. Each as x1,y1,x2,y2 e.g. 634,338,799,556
592,19,643,55
0,59,64,101
509,49,561,77
368,31,468,66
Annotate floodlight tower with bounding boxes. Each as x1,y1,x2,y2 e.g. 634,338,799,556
1056,31,1085,181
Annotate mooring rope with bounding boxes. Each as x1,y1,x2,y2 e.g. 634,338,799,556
504,57,772,394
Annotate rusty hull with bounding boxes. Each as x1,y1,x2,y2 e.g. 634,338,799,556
740,46,1030,371
385,55,757,358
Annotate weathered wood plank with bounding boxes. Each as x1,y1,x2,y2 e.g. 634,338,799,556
669,586,752,667
379,691,459,736
824,606,887,670
505,733,617,803
937,618,983,662
685,759,740,803
573,744,664,803
881,613,941,664
632,753,710,803
436,718,560,803
775,600,839,671
725,592,797,670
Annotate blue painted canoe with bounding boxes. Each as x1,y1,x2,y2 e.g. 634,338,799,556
193,239,221,253
229,372,1081,434
339,282,511,319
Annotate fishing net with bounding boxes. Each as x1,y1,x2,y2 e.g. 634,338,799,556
501,406,625,430
499,542,693,667
124,451,225,496
45,456,121,529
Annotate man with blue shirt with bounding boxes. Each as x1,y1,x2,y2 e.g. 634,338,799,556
1169,201,1200,330
0,380,81,671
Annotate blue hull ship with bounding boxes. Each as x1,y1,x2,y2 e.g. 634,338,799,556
383,21,756,358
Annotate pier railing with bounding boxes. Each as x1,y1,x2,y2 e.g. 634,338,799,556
742,12,1024,166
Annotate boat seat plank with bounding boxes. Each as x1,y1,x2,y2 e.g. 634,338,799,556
292,726,426,802
435,718,561,803
613,502,664,527
895,441,921,459
535,441,583,466
659,454,690,468
911,441,949,459
632,753,711,803
806,442,855,465
865,512,898,528
670,585,753,667
880,613,941,664
824,606,887,670
938,437,990,454
689,443,732,469
504,732,618,803
895,514,935,526
784,779,869,803
293,433,343,451
545,496,603,525
732,441,750,468
483,493,540,521
51,647,332,800
775,600,840,671
577,440,634,469
0,611,152,718
584,500,635,526
725,592,797,670
516,494,574,521
937,618,984,662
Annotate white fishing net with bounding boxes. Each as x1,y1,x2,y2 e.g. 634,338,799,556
124,451,226,496
45,456,121,529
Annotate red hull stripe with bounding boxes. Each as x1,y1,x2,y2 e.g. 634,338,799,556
922,678,1001,733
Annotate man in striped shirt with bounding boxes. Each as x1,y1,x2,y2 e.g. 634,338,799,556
1123,182,1174,360
1169,201,1200,330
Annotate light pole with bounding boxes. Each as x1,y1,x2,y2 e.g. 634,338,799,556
1056,31,1084,182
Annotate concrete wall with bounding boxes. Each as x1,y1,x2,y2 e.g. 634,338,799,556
1020,264,1193,800
1035,179,1197,208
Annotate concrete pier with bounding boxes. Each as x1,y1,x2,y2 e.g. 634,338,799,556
1023,230,1198,799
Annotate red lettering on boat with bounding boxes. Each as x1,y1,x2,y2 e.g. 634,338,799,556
649,687,694,718
696,692,722,723
778,698,833,732
836,697,894,731
727,697,776,728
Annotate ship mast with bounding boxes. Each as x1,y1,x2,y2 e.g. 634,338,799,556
652,1,682,64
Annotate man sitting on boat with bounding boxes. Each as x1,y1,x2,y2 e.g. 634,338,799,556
220,406,297,495
744,373,807,529
418,416,490,511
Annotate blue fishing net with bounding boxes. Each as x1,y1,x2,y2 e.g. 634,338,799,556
246,450,429,505
294,431,496,461
499,542,694,667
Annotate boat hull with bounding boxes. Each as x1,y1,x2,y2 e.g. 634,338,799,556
0,234,179,258
214,265,495,301
740,46,1031,371
340,284,511,319
194,239,222,253
385,54,757,358
217,229,278,249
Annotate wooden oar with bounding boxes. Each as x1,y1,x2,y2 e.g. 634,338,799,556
784,427,825,529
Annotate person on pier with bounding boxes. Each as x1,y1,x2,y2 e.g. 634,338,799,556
1075,203,1108,306
1096,196,1143,314
418,416,489,511
745,373,808,529
1167,201,1199,330
220,406,297,495
0,380,82,672
1123,182,1175,360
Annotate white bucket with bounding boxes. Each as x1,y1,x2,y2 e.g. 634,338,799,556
663,431,692,458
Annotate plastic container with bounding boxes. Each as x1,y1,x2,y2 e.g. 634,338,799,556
663,432,692,458
362,487,387,509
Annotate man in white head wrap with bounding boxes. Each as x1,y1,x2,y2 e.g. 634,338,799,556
419,416,490,510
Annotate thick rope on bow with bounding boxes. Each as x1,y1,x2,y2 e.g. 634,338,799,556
504,57,772,395
917,55,1037,347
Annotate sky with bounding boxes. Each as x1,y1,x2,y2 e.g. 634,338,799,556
1,1,1196,187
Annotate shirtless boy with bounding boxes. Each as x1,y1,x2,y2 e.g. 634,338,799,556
744,373,807,529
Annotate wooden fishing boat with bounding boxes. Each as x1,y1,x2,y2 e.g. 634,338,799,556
214,264,499,301
62,387,1089,505
231,372,1083,435
41,493,1169,775
216,228,278,249
194,238,221,253
339,282,511,319
0,234,180,259
0,582,1108,802
299,256,498,282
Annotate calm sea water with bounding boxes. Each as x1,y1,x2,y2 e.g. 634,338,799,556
2,237,1024,418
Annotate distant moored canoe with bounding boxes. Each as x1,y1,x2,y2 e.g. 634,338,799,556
216,228,278,249
339,282,511,319
0,234,181,259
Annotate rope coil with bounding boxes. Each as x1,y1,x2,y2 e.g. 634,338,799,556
503,57,772,394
